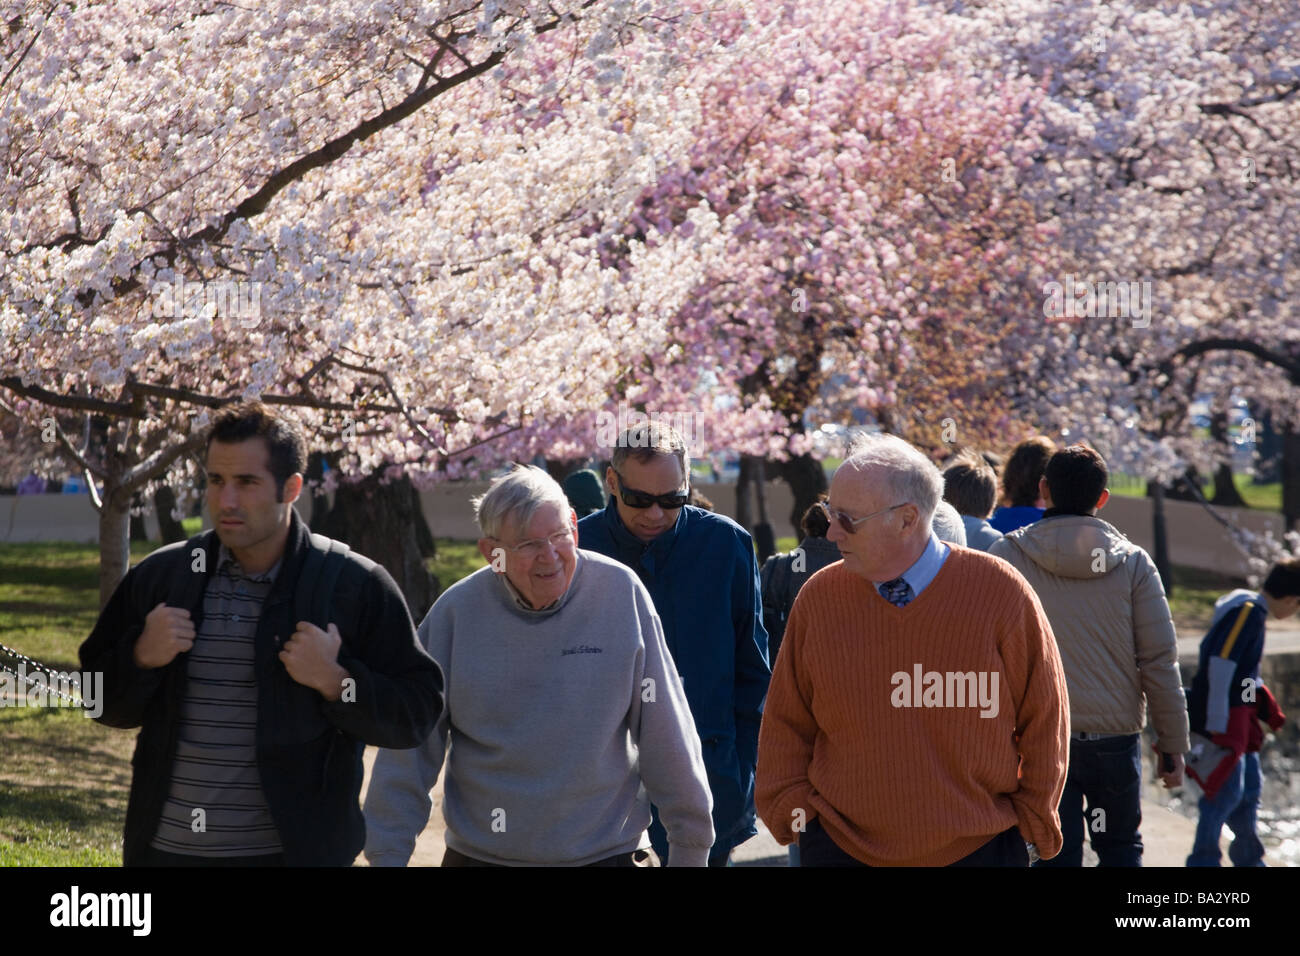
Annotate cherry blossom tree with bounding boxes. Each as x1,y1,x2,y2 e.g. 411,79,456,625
573,0,1059,526
940,0,1300,583
1,0,729,605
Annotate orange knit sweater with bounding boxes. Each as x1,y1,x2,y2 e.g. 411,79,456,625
756,546,1070,865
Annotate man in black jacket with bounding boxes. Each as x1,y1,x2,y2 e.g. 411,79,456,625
79,402,443,866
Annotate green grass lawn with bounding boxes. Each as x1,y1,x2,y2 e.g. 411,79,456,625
428,539,485,593
1108,472,1281,511
0,541,158,865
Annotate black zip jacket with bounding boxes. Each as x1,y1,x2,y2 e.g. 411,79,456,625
79,510,444,866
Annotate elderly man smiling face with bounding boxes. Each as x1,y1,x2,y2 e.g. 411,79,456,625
475,466,579,610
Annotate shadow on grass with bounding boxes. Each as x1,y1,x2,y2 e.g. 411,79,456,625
0,781,124,865
0,707,132,865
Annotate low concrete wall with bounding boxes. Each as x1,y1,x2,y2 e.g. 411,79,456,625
415,480,800,541
0,485,1282,578
1,493,118,544
1094,495,1285,578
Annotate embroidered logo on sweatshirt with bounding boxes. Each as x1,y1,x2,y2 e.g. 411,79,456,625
561,644,604,656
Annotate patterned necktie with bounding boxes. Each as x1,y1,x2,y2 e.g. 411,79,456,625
879,576,914,608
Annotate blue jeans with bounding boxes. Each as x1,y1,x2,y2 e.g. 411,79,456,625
798,818,1028,866
1187,751,1265,867
648,809,734,867
1035,733,1143,867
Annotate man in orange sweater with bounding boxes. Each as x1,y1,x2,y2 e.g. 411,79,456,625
757,434,1070,866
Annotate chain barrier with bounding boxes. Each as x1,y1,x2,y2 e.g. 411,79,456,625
0,639,86,706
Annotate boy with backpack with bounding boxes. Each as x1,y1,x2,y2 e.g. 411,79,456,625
1184,558,1299,866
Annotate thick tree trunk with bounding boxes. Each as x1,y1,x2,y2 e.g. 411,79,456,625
92,430,207,606
1210,463,1246,507
774,452,829,543
545,457,588,484
1163,467,1202,502
1282,425,1300,533
1255,411,1281,483
129,492,148,542
748,456,776,563
735,456,756,531
99,487,132,609
410,481,437,560
1209,410,1246,507
1149,481,1173,597
322,471,437,620
154,484,187,544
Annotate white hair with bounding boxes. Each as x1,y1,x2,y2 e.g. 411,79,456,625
931,500,968,546
841,433,944,531
472,464,572,539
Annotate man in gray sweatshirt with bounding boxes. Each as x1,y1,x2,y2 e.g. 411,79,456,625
363,465,715,866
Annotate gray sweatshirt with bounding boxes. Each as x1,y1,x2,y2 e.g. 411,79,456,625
363,549,715,866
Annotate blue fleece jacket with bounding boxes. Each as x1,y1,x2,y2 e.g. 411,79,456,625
578,499,770,855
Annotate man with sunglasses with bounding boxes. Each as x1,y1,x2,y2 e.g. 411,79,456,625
757,433,1069,866
578,421,770,867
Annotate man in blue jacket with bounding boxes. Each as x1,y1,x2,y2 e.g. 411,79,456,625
579,420,770,866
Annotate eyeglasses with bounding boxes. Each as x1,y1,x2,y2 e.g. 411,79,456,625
819,500,908,535
613,471,690,509
492,527,577,560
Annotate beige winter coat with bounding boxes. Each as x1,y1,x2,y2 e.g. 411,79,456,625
989,515,1189,753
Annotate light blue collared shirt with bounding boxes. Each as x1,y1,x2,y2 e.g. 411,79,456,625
875,532,949,603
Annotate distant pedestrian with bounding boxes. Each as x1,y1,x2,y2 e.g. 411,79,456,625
561,467,605,519
1184,559,1299,866
757,433,1069,866
931,500,967,546
990,444,1188,866
989,436,1054,534
689,487,716,511
760,494,842,867
761,496,839,666
942,449,1003,552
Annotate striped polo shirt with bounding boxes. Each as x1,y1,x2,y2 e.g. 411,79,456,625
150,546,283,857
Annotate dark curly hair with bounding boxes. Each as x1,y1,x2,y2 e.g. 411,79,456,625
206,401,307,501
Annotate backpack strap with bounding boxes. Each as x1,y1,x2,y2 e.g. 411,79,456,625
294,533,351,630
1218,601,1255,660
760,555,777,608
759,553,796,620
773,552,796,619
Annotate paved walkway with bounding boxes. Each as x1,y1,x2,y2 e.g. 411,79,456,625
352,605,1300,868
1178,617,1300,658
355,748,1273,867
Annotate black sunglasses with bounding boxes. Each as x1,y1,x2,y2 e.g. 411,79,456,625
613,471,691,509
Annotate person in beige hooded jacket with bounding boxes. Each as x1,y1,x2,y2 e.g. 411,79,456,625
989,445,1189,867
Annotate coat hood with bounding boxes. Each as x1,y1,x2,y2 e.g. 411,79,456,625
997,515,1134,579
